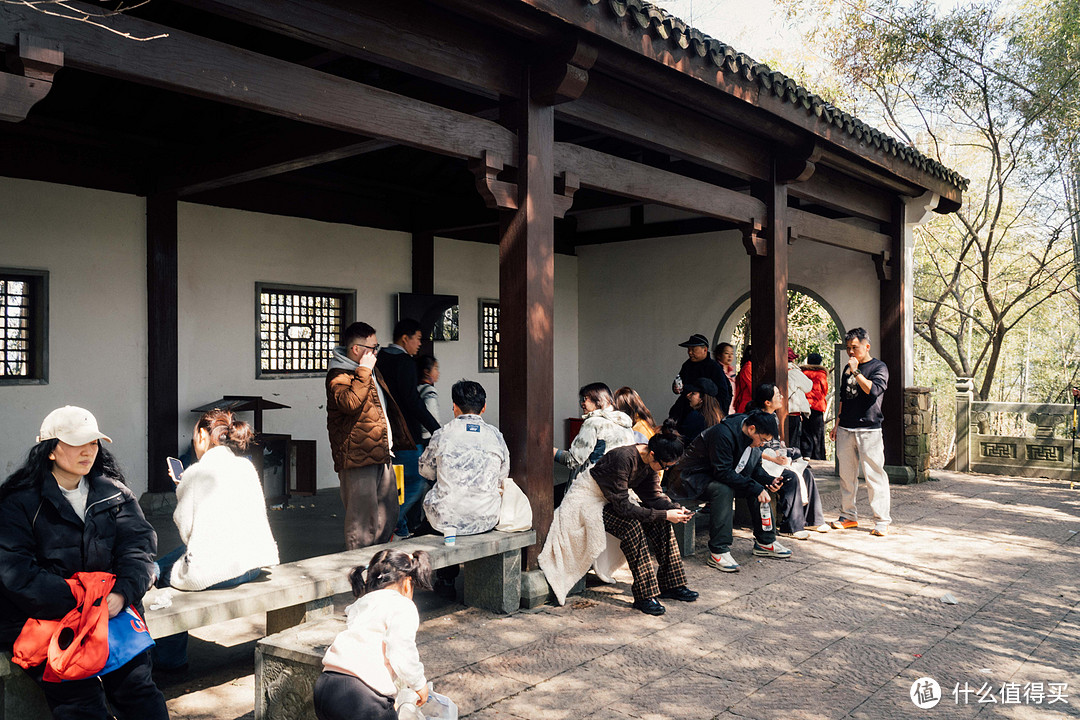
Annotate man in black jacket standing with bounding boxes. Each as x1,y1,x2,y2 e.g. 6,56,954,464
377,318,441,537
668,333,732,423
678,410,792,573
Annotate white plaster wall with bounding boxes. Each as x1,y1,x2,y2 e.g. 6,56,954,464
0,178,148,491
178,204,411,491
433,238,580,442
576,229,881,423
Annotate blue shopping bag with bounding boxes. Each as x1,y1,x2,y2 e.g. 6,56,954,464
98,606,155,675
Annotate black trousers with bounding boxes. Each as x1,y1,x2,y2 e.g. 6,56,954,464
314,671,396,720
800,409,827,460
785,413,804,454
775,467,826,533
34,650,168,720
702,480,776,554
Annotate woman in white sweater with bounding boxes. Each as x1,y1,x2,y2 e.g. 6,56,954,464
152,409,279,670
315,550,433,720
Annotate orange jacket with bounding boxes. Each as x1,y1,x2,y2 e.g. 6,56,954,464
734,361,753,413
801,366,830,413
13,571,114,681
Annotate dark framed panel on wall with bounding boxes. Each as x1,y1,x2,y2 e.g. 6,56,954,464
0,268,48,385
255,282,356,379
478,298,499,373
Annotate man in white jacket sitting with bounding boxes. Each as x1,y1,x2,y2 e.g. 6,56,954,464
419,380,510,536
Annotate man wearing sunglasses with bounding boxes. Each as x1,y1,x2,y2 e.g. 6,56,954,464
326,321,414,550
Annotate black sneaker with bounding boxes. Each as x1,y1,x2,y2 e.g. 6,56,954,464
631,597,666,615
658,586,699,602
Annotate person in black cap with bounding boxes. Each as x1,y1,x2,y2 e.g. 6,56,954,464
676,378,725,443
669,334,732,424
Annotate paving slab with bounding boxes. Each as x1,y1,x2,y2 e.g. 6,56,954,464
153,469,1080,720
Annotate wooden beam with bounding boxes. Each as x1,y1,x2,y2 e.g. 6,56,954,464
499,72,555,569
169,132,394,197
787,208,890,256
147,193,179,494
0,2,517,164
878,199,906,467
173,0,519,97
573,216,737,246
790,164,892,223
553,142,765,228
749,160,790,438
0,34,62,122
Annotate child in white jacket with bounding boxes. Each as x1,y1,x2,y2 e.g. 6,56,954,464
316,550,434,720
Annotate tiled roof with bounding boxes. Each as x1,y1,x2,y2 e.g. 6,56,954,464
582,0,969,191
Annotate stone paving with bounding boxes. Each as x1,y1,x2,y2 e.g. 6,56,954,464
157,469,1080,719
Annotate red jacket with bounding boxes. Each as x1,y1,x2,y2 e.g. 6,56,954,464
734,361,753,413
801,366,829,413
13,571,114,681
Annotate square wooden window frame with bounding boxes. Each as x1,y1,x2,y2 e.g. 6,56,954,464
0,267,48,386
255,282,356,379
477,298,499,374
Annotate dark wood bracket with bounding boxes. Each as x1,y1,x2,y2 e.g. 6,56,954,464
469,149,518,210
553,171,579,218
777,139,822,185
1,34,63,123
532,39,598,106
741,222,768,256
875,249,893,281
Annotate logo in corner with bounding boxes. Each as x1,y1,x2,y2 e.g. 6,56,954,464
910,677,941,709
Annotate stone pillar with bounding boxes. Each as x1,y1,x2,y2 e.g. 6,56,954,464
955,377,974,472
904,387,933,483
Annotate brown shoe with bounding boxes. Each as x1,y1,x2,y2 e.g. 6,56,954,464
831,518,858,530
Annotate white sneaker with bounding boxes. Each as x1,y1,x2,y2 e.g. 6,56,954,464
706,552,740,572
812,524,831,533
753,540,792,558
782,530,811,541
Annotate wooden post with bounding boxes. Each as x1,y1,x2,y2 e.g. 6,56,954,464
499,70,555,569
147,193,179,494
878,198,906,467
749,158,789,438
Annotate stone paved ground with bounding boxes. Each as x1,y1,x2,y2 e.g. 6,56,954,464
158,468,1080,720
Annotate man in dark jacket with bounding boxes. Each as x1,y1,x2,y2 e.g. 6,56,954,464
668,333,732,423
678,410,792,573
377,318,441,537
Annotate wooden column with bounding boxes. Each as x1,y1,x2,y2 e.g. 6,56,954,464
412,230,434,295
878,198,906,466
499,71,555,569
146,193,179,493
748,159,789,437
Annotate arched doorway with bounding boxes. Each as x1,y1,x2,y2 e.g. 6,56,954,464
712,285,845,355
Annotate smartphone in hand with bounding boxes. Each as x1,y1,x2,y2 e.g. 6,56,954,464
167,457,184,484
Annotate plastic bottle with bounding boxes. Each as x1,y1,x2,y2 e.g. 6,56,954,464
674,374,684,393
759,501,773,532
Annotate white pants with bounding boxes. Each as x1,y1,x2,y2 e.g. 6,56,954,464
835,427,891,525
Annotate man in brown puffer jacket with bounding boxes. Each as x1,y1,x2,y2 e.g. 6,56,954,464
326,321,415,549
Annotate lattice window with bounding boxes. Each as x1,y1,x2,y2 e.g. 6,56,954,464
0,270,47,384
479,299,499,373
256,283,354,377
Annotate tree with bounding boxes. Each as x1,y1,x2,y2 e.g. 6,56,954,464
776,0,1077,401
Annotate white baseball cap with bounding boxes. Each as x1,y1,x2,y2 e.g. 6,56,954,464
37,406,113,445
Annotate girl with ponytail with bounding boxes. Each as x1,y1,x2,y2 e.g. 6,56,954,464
316,550,434,720
151,409,280,670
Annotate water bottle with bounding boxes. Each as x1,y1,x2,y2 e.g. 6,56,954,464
674,374,684,393
759,501,773,532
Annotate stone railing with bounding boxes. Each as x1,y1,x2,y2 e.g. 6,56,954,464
955,377,1080,479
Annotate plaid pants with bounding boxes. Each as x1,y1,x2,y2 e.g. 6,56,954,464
602,506,687,601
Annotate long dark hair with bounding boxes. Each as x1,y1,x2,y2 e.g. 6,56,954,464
579,382,614,409
348,549,434,598
614,387,655,431
698,394,725,428
0,439,125,503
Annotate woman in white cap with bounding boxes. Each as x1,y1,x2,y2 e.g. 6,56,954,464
0,406,168,720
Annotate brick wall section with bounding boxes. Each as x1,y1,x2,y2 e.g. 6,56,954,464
904,386,933,483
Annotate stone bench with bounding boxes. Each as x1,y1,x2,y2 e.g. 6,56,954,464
2,529,535,720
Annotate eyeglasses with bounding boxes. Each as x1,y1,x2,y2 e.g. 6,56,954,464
352,342,380,353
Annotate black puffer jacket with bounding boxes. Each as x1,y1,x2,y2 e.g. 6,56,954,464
0,471,157,650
